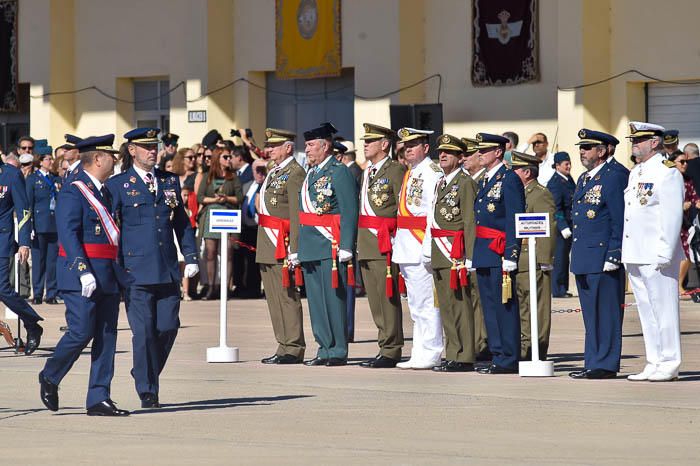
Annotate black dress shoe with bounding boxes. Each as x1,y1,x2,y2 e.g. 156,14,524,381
359,355,381,368
326,358,347,366
45,298,59,305
32,297,42,305
568,369,589,379
25,325,43,355
304,357,328,366
365,356,399,369
477,364,517,374
39,371,59,411
140,393,160,409
59,325,69,332
87,399,130,416
261,354,281,364
276,354,303,364
584,369,617,379
434,361,474,372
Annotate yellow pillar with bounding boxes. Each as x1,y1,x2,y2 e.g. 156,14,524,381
398,0,426,104
48,0,76,143
206,0,236,134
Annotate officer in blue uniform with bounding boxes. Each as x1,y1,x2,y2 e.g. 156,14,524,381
62,134,83,185
569,129,626,379
39,134,130,416
107,128,198,408
0,157,43,354
26,144,60,305
547,152,576,297
471,133,526,374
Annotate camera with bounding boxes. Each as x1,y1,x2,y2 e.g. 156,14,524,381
230,128,253,138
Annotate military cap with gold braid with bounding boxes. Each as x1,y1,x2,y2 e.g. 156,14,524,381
76,134,119,154
626,121,665,139
460,137,479,154
663,129,679,145
437,134,468,152
264,128,296,144
360,123,397,141
510,150,540,168
397,127,434,143
576,128,619,146
474,132,508,149
124,127,160,144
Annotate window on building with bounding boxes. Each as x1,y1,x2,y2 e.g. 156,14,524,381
134,79,170,132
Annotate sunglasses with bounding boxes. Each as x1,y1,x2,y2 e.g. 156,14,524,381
184,156,195,160
579,144,595,151
203,155,212,160
21,162,33,167
533,141,546,145
20,146,34,151
221,155,232,160
677,159,688,165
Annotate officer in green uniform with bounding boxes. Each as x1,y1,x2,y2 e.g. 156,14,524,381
461,137,490,361
510,151,556,360
256,128,306,364
427,135,478,372
356,123,406,368
298,123,359,367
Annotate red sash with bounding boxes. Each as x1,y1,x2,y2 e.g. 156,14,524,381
299,212,352,288
258,214,291,260
58,244,118,260
475,225,506,255
430,228,467,289
396,215,427,231
359,215,398,296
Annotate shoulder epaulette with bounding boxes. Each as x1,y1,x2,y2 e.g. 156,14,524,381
430,161,442,173
663,159,676,168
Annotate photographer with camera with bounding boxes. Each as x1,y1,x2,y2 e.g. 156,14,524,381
232,128,265,159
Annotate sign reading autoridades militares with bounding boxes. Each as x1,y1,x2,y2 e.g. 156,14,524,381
471,0,539,86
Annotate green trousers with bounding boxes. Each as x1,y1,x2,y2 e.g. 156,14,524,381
260,263,306,359
433,267,476,363
360,259,403,359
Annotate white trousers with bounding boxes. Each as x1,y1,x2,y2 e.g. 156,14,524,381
399,263,443,365
626,262,682,375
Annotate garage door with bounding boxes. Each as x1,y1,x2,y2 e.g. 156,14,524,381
647,82,700,148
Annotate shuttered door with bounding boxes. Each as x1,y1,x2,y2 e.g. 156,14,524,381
647,82,700,147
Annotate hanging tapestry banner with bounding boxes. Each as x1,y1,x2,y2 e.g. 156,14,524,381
0,0,18,111
276,0,341,80
471,0,539,86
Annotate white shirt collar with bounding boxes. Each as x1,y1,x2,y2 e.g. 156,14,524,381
315,154,333,171
443,168,461,185
39,168,50,176
133,165,156,183
486,162,504,180
470,167,485,181
275,156,294,170
369,156,389,171
68,160,80,172
556,171,568,180
238,162,249,175
586,162,606,179
83,170,103,191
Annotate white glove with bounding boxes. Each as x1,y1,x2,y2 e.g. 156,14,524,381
540,264,554,271
561,228,572,239
80,273,97,298
463,259,472,270
184,263,199,278
287,253,300,267
31,230,35,241
338,249,353,263
603,261,619,272
502,260,517,272
655,258,671,271
422,254,432,265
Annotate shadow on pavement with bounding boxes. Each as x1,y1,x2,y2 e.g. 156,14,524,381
136,394,314,414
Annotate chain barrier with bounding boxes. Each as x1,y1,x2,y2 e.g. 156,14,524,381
551,302,637,314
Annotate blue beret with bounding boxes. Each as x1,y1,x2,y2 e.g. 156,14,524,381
124,127,160,144
553,151,570,164
475,133,509,149
577,129,619,146
76,134,118,153
34,139,48,148
36,145,53,156
304,122,338,142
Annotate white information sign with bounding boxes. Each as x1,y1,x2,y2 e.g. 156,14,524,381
209,209,241,234
515,213,550,239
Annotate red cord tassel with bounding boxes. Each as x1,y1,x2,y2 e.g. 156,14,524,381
281,261,290,288
459,265,468,287
398,273,406,294
450,265,458,290
347,263,355,287
386,265,393,298
331,260,339,289
294,266,304,286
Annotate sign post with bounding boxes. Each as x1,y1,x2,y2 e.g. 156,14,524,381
5,217,18,320
206,209,241,363
515,213,554,377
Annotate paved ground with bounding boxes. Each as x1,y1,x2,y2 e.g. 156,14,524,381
2,292,700,465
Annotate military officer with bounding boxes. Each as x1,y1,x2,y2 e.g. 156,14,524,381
26,145,60,305
461,137,490,361
39,134,130,416
427,134,477,372
568,129,626,379
256,128,306,364
393,127,444,370
623,122,684,382
356,123,405,369
511,151,556,360
662,129,679,158
106,127,198,407
162,132,179,158
0,153,43,354
62,134,83,184
547,152,576,298
297,122,358,367
472,133,526,375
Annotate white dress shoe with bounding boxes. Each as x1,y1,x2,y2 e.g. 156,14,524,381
648,371,679,382
396,360,414,369
412,360,441,370
627,365,657,381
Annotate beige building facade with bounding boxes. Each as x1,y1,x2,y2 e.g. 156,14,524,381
6,0,700,174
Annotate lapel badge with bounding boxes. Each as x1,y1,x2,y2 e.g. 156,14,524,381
270,197,278,206
586,209,596,219
123,183,129,188
487,202,496,212
130,176,137,183
95,224,102,236
87,182,94,189
78,262,87,272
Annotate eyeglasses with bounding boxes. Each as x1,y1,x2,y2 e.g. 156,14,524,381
20,146,33,151
579,144,595,151
197,152,205,157
221,155,232,160
677,159,688,165
533,141,546,146
184,156,195,160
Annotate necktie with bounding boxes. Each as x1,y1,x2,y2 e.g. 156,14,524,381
369,167,377,180
482,175,488,188
145,172,156,195
583,173,591,185
100,186,112,210
439,176,447,191
247,184,261,219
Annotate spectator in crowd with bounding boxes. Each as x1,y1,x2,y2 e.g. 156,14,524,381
683,142,698,160
339,141,362,187
662,130,679,157
197,148,243,300
52,153,65,178
16,152,34,298
519,132,555,185
171,147,197,188
502,131,519,167
179,182,196,301
16,136,35,159
160,153,175,172
4,152,20,168
239,129,265,159
668,150,700,295
230,144,253,185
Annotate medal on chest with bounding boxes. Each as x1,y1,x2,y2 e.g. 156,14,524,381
636,182,653,205
406,176,424,206
584,185,602,205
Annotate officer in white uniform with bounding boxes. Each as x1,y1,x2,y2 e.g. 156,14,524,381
622,122,684,382
392,127,444,369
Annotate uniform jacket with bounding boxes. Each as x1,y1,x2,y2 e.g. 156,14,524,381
347,161,363,189
237,163,253,185
0,164,31,257
26,170,59,234
570,163,625,274
297,157,358,262
61,162,82,189
472,164,525,268
56,171,130,293
546,172,575,232
392,157,443,264
107,167,197,285
357,158,405,261
426,170,477,270
517,181,556,272
621,153,684,264
255,158,305,264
